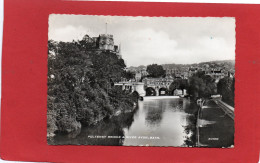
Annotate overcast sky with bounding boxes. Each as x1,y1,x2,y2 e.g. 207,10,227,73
49,15,235,67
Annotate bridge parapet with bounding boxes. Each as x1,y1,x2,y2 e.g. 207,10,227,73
215,100,234,120
115,82,144,85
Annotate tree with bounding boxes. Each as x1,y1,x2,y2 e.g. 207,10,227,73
48,40,93,133
47,35,137,137
169,79,188,93
187,76,204,98
187,71,217,99
146,64,165,78
217,77,234,106
123,71,135,80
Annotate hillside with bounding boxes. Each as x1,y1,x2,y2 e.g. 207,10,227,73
128,60,235,71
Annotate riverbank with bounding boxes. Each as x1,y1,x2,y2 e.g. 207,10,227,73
47,99,138,141
182,99,199,147
48,107,137,145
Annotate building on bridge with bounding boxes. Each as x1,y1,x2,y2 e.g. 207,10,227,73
115,79,188,97
142,77,174,89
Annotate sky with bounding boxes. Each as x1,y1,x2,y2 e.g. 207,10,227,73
49,15,235,67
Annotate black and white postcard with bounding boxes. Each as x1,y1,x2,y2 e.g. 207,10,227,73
47,15,235,147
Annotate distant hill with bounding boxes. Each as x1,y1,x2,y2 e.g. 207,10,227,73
128,65,147,72
128,60,235,72
162,60,235,70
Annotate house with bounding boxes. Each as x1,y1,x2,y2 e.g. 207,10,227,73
173,89,183,96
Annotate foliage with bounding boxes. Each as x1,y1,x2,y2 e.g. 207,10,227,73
169,79,188,93
123,71,135,80
217,77,235,107
187,71,217,98
146,64,166,78
47,36,137,136
47,103,58,137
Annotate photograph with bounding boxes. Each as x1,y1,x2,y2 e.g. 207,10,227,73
47,15,235,147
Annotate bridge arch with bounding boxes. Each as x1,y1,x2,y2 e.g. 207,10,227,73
169,79,188,95
146,87,156,96
159,87,168,96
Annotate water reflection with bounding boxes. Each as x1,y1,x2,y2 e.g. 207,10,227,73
144,101,164,127
51,111,136,145
51,98,198,147
123,98,197,146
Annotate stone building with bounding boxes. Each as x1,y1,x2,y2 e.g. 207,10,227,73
142,77,174,89
90,34,121,58
173,89,183,96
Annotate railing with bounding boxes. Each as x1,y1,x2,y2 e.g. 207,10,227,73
215,100,234,120
115,81,144,85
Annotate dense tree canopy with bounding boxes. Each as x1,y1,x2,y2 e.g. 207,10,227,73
146,64,166,78
187,71,217,99
169,79,188,93
217,77,235,106
123,71,135,80
47,36,137,137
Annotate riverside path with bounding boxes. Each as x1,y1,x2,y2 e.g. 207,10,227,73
197,99,234,148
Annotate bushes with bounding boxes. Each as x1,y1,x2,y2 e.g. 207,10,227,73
56,117,81,134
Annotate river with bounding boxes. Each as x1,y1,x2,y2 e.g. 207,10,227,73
51,97,199,147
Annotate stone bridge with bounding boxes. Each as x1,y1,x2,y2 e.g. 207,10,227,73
114,79,184,97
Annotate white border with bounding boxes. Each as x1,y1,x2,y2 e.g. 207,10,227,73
0,0,259,163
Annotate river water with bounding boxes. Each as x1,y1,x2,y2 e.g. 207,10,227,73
51,97,199,147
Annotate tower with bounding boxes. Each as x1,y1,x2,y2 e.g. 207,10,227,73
117,43,122,59
98,34,114,51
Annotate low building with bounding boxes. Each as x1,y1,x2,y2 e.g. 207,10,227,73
135,72,142,82
173,89,183,96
